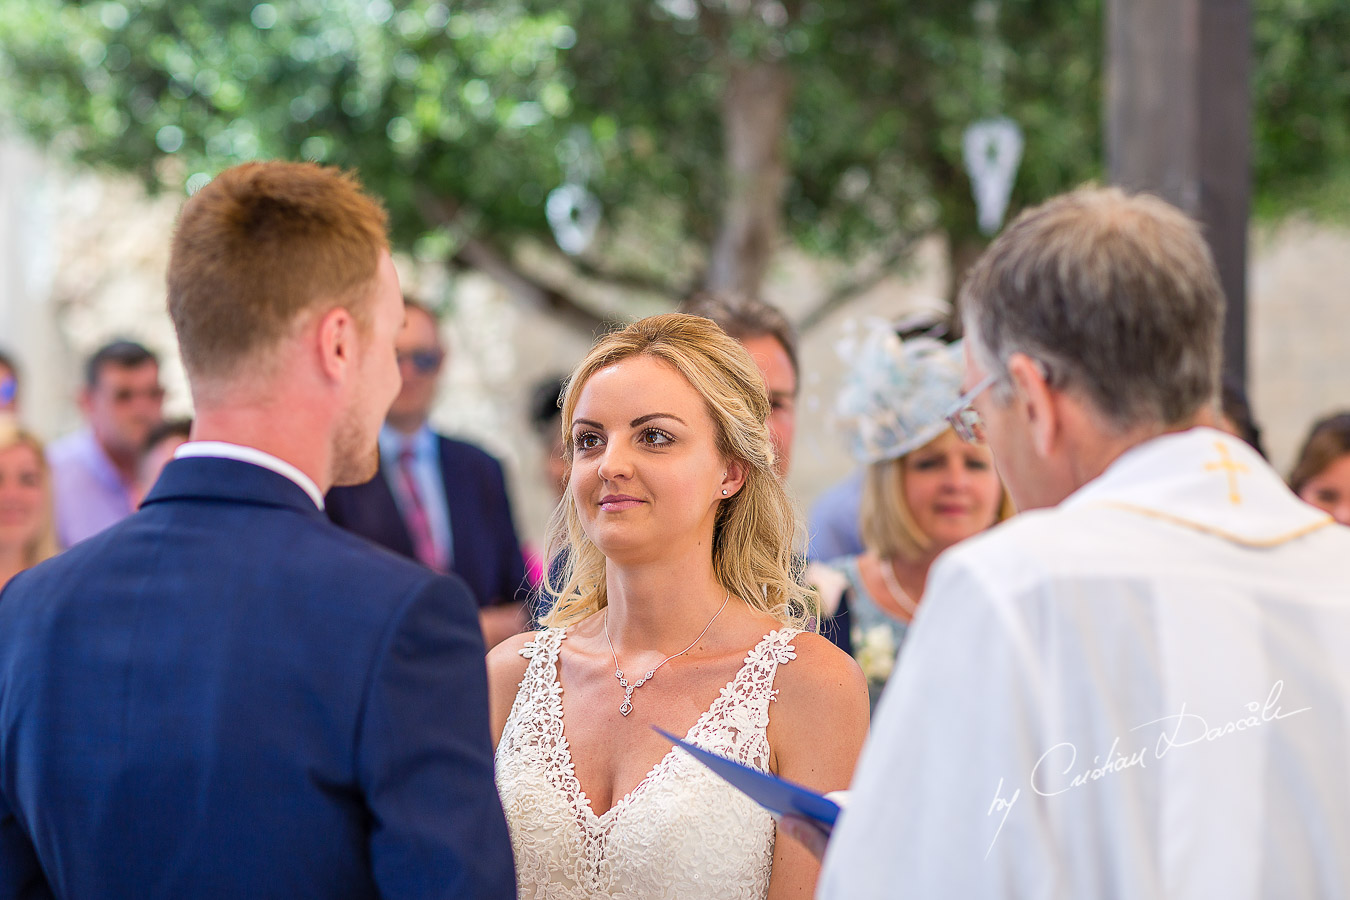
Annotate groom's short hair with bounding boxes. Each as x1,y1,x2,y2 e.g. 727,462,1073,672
167,161,388,382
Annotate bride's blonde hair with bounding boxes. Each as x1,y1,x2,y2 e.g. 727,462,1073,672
541,313,815,630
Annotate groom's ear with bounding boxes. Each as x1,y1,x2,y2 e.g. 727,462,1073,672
316,306,357,384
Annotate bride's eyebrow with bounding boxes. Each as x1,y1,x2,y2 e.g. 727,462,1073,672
571,413,687,431
630,413,686,427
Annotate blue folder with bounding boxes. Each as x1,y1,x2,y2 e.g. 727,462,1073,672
653,726,842,827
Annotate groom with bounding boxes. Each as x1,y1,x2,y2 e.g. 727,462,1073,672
0,162,516,898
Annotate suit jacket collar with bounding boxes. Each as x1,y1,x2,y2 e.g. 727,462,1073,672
142,457,329,522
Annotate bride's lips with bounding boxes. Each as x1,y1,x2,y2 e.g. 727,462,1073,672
599,494,645,511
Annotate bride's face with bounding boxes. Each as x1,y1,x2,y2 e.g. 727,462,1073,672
568,354,738,564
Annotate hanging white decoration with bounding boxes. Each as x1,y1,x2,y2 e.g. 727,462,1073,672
962,117,1023,236
545,183,601,256
546,127,602,255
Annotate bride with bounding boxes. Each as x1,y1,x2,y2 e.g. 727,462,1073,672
489,313,869,899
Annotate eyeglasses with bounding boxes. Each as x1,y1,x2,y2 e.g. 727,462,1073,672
945,373,999,444
397,349,445,375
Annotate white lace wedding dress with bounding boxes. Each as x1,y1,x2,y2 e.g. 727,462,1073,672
496,627,802,900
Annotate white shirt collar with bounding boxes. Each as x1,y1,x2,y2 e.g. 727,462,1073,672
1060,426,1331,547
173,441,326,511
379,422,434,460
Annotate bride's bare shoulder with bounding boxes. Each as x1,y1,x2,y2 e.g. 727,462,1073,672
766,631,868,771
771,630,868,711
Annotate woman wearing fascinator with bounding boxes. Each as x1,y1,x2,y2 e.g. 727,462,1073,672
809,324,1013,709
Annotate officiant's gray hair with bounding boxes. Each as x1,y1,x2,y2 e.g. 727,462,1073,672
959,186,1223,430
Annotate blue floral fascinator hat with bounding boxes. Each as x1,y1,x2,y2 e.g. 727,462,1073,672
835,321,965,464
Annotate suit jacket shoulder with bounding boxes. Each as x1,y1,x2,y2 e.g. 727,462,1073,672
0,457,516,899
435,433,528,607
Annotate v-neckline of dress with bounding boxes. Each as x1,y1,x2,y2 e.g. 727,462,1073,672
549,629,786,822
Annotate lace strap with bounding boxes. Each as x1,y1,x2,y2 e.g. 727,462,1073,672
686,629,802,770
499,628,566,749
518,626,566,666
737,628,801,702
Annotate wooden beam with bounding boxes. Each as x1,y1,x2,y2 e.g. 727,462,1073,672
1106,0,1251,387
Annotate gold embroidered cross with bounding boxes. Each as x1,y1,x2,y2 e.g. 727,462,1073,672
1204,442,1248,505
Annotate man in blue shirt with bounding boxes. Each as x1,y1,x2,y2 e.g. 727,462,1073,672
327,300,528,648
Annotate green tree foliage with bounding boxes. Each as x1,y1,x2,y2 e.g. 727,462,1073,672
1252,0,1350,219
1,0,1346,322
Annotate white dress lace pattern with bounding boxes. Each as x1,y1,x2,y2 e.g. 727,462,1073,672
496,627,802,900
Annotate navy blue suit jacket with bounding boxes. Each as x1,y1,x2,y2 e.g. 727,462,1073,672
326,436,527,609
0,457,516,900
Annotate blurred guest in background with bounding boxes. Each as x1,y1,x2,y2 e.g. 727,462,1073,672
807,314,952,562
0,351,19,415
681,292,799,478
528,374,568,504
327,300,528,648
135,418,193,506
1289,411,1350,525
524,375,567,605
805,470,865,562
0,417,59,591
47,340,164,546
812,327,1010,705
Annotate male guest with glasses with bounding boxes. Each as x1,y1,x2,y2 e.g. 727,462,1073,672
327,300,528,648
789,187,1350,898
47,339,165,545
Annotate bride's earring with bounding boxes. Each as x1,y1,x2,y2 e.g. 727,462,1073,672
721,472,729,496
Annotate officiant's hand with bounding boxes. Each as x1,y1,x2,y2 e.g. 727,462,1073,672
778,813,830,861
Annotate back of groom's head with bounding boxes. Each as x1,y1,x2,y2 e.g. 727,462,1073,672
167,162,389,388
959,186,1224,432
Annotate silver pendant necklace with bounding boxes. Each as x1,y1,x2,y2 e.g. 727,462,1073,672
877,556,919,619
604,591,730,717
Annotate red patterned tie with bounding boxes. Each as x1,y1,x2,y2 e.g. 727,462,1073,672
396,447,442,571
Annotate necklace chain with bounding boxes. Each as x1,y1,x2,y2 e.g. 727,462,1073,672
604,592,730,717
877,556,919,619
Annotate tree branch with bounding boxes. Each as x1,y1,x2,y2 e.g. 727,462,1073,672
566,255,694,300
452,239,616,336
416,193,616,335
797,235,925,333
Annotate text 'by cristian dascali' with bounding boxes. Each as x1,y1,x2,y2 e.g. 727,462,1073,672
983,680,1310,859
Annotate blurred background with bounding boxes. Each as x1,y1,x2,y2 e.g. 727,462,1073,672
1,0,1347,548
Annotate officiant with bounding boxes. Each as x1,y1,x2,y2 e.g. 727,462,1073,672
793,187,1350,898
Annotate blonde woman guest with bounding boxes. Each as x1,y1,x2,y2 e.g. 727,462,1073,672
488,314,869,900
811,327,1011,707
0,417,59,591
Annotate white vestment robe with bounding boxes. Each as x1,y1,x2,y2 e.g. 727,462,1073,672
819,427,1350,899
